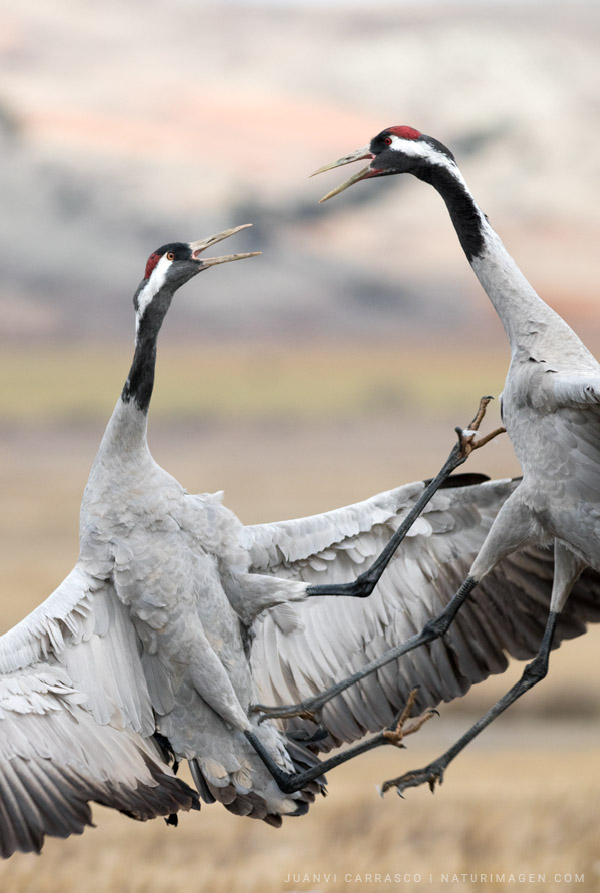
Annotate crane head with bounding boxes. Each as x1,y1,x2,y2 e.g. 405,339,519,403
312,126,456,201
134,224,260,319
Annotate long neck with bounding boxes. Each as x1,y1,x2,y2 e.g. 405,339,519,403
419,162,576,354
122,288,173,412
98,293,172,456
122,323,159,414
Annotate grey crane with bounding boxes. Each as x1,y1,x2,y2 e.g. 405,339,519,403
2,222,600,860
293,124,600,795
0,221,461,853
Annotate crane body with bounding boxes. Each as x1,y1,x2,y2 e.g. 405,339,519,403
302,125,600,793
3,213,600,857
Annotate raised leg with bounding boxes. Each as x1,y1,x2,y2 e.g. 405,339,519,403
245,689,434,794
252,472,532,727
252,574,479,724
380,609,560,797
306,396,505,600
380,542,585,796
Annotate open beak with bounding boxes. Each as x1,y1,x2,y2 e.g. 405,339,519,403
310,146,376,202
190,224,261,268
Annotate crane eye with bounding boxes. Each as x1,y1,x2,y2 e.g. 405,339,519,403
384,136,393,146
166,251,175,261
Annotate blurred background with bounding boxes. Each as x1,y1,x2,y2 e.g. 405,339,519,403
1,0,600,890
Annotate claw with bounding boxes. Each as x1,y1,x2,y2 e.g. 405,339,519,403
452,396,506,463
380,761,446,797
468,394,494,431
250,701,323,725
382,689,438,748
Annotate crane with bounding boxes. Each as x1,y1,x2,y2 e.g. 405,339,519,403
298,124,600,796
0,226,270,854
3,223,600,859
0,221,468,853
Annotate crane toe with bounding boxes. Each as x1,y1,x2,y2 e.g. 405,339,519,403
380,760,446,798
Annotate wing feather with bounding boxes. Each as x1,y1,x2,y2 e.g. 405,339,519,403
243,480,429,576
248,478,600,749
0,567,198,856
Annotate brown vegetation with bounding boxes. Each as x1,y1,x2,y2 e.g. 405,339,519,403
1,343,599,890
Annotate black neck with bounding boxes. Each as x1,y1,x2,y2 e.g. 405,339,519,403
121,293,172,414
415,163,486,263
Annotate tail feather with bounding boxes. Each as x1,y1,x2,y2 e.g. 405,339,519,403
186,730,327,826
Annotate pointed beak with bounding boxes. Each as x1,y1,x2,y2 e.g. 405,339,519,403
189,224,261,268
310,145,377,202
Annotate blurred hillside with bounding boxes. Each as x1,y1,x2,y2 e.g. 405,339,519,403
0,0,599,343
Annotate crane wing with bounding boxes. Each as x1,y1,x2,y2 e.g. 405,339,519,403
247,478,600,749
0,564,197,857
243,474,487,576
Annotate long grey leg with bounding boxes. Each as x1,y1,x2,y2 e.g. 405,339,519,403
245,690,434,794
253,575,479,723
382,610,559,796
252,484,532,725
245,728,390,793
306,397,504,600
380,542,585,796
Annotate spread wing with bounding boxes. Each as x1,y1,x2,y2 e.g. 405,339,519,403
0,564,197,858
246,477,600,750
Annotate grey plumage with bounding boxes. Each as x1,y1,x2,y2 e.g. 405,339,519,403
311,125,600,792
2,217,600,856
246,480,600,750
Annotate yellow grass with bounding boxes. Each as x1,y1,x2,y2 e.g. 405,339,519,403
0,746,599,893
1,341,599,891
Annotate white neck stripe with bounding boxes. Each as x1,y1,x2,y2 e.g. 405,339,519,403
388,134,455,170
387,134,475,197
135,254,173,332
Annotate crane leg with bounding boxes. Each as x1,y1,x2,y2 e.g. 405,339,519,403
305,396,505,600
379,609,560,797
251,573,479,723
244,689,436,795
379,543,585,796
251,484,531,726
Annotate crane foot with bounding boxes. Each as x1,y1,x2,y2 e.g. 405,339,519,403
379,756,447,797
382,689,438,748
250,697,324,725
454,396,506,462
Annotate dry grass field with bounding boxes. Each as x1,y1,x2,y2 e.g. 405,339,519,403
1,341,599,892
1,745,599,893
